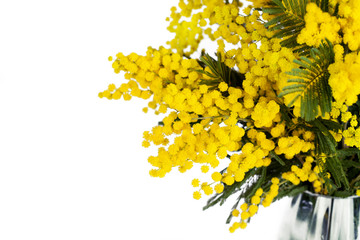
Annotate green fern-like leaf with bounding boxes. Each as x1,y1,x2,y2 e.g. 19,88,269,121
274,184,308,201
338,148,360,160
196,52,245,91
278,39,334,121
310,118,349,190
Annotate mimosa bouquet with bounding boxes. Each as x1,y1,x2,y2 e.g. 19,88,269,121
99,0,360,232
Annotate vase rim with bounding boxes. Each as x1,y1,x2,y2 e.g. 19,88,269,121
303,190,360,199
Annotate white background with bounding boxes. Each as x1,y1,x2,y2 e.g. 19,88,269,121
0,0,290,239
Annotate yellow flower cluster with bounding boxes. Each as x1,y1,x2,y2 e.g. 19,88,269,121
166,0,246,55
106,33,300,188
229,178,280,232
338,0,360,51
251,99,280,128
226,144,271,181
329,102,360,147
298,0,360,50
297,3,341,47
282,156,323,193
100,7,318,233
275,136,314,160
99,46,203,114
342,109,360,148
167,0,299,114
192,171,226,200
166,2,204,55
101,0,360,234
145,116,247,179
328,51,360,106
343,127,360,148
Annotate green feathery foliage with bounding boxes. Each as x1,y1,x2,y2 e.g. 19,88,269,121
278,39,334,121
196,53,245,91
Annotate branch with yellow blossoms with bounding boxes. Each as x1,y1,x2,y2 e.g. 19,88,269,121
99,0,360,233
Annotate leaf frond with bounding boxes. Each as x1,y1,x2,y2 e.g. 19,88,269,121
278,39,334,121
197,52,245,90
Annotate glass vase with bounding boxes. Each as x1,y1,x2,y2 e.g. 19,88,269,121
279,191,360,240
